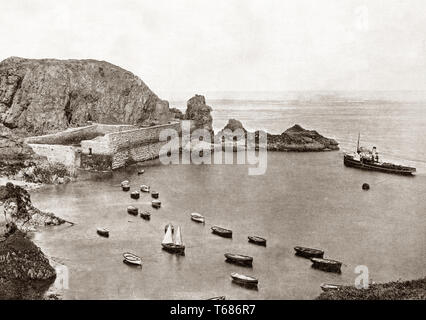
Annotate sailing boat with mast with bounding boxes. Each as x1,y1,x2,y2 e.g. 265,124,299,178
162,225,185,255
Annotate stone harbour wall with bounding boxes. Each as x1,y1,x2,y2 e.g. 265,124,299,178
27,144,78,168
109,122,181,169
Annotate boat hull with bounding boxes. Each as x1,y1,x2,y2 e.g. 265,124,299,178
248,236,267,246
162,243,185,255
211,227,232,238
344,155,416,176
294,246,324,259
311,258,342,273
127,206,138,215
96,229,109,237
225,254,253,267
140,212,151,220
130,192,140,199
231,273,258,289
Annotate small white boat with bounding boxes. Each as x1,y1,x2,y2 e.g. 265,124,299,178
121,180,130,187
140,185,150,193
230,272,258,286
123,252,142,266
137,169,145,175
320,283,343,291
190,213,205,223
96,227,109,237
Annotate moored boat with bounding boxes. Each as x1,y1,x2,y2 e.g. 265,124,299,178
294,246,324,259
121,180,130,187
344,134,416,176
311,258,342,273
248,236,266,246
140,185,150,193
152,200,161,209
206,296,226,300
123,252,142,266
230,272,258,287
151,191,159,199
130,191,140,199
320,283,343,291
211,226,232,238
96,227,109,237
137,169,145,175
190,213,205,223
127,206,138,215
224,253,253,267
122,185,130,192
162,225,185,255
140,211,151,220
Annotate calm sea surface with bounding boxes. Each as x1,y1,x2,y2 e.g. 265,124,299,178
32,91,426,299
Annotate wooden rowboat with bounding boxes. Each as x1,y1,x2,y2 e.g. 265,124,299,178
140,185,150,193
211,226,232,238
248,236,266,246
127,206,138,215
96,227,109,237
121,180,130,187
190,213,205,223
225,253,253,267
311,258,342,273
231,272,258,287
294,246,324,259
151,191,159,199
123,252,142,266
140,211,151,220
206,296,226,300
152,200,161,209
320,283,343,291
130,191,140,199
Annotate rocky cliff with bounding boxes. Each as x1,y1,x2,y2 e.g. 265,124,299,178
184,95,213,132
0,229,56,299
0,57,172,135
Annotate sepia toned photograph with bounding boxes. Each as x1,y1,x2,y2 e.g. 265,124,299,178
0,0,425,305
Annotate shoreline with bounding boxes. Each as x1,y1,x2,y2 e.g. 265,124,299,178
317,277,426,300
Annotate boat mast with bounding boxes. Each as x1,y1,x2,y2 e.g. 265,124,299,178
357,132,360,154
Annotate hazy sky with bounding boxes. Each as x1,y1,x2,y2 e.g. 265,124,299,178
1,0,425,95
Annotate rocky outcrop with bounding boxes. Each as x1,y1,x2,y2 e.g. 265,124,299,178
267,124,339,151
0,182,68,231
216,120,339,151
0,57,172,135
184,95,213,133
0,229,56,299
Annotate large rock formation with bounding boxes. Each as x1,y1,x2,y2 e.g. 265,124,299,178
0,182,68,231
0,229,56,299
268,124,339,151
0,57,172,135
184,95,213,132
